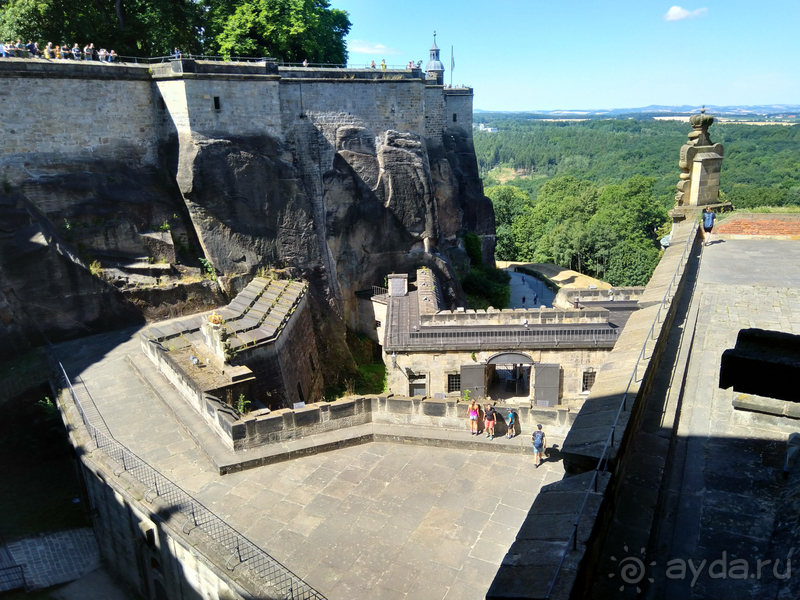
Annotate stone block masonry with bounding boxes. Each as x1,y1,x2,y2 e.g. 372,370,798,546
0,58,473,169
0,60,157,165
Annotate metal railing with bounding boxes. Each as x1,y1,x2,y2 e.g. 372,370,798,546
0,565,27,592
56,362,326,600
545,219,699,599
386,326,619,350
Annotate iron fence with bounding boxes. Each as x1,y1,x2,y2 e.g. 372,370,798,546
0,565,27,592
545,219,700,599
56,363,326,600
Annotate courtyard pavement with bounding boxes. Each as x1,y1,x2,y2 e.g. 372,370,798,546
55,332,565,600
5,528,99,590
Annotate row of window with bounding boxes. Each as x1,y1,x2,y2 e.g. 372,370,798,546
437,371,596,394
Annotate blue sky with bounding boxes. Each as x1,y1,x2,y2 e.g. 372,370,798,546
335,0,800,111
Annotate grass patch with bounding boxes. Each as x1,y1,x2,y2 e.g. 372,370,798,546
462,265,511,309
0,385,89,540
353,362,386,395
325,330,386,399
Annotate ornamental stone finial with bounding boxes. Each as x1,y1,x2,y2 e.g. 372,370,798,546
688,105,715,146
674,105,724,207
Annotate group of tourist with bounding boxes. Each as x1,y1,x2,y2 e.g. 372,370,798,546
366,59,423,70
466,399,548,466
1,40,118,62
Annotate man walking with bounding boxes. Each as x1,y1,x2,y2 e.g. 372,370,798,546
532,424,546,468
702,206,716,246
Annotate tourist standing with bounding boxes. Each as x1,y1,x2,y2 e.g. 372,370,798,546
468,399,479,435
484,403,496,440
702,206,716,246
380,59,386,70
506,410,516,439
532,424,546,468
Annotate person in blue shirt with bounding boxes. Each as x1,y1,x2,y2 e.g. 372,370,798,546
702,206,716,246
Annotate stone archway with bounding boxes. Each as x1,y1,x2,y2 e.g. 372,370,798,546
485,352,534,402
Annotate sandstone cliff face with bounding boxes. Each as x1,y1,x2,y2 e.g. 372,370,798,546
0,190,144,356
0,106,494,366
169,120,495,314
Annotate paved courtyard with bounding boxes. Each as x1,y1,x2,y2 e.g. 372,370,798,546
56,332,564,600
5,528,99,590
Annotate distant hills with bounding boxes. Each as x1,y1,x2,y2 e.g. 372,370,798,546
474,104,800,117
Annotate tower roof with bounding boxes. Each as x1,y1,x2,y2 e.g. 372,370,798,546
426,31,444,74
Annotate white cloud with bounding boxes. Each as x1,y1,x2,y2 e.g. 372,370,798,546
664,6,708,21
347,40,402,56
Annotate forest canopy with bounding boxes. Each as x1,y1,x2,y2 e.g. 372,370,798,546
476,117,800,286
0,0,351,62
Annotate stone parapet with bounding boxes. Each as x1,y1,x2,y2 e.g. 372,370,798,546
0,57,150,80
487,470,612,600
279,66,423,81
553,286,644,309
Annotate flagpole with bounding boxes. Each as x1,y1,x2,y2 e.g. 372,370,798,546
450,46,453,87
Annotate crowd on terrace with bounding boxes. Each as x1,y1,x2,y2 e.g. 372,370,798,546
1,39,119,62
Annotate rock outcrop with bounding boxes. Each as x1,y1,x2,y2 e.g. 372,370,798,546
0,61,495,374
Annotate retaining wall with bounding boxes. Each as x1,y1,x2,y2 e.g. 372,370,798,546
59,386,289,600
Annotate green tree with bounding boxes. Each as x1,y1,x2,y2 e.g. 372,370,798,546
605,234,661,286
511,176,598,262
0,0,204,56
485,185,530,260
207,0,351,62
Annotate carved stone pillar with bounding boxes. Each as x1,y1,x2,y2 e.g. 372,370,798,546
675,107,724,207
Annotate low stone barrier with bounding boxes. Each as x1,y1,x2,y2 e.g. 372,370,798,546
223,395,573,452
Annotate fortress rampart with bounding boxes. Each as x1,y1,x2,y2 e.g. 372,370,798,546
0,58,473,163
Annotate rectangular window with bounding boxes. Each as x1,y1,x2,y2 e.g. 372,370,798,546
447,374,461,393
409,379,426,397
375,320,382,328
453,113,457,122
582,370,596,392
213,96,221,110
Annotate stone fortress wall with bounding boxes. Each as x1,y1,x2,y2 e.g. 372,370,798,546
0,60,158,164
0,59,468,161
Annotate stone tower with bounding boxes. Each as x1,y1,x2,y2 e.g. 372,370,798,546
425,32,445,85
675,107,725,207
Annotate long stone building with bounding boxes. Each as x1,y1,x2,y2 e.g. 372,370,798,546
375,270,641,406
